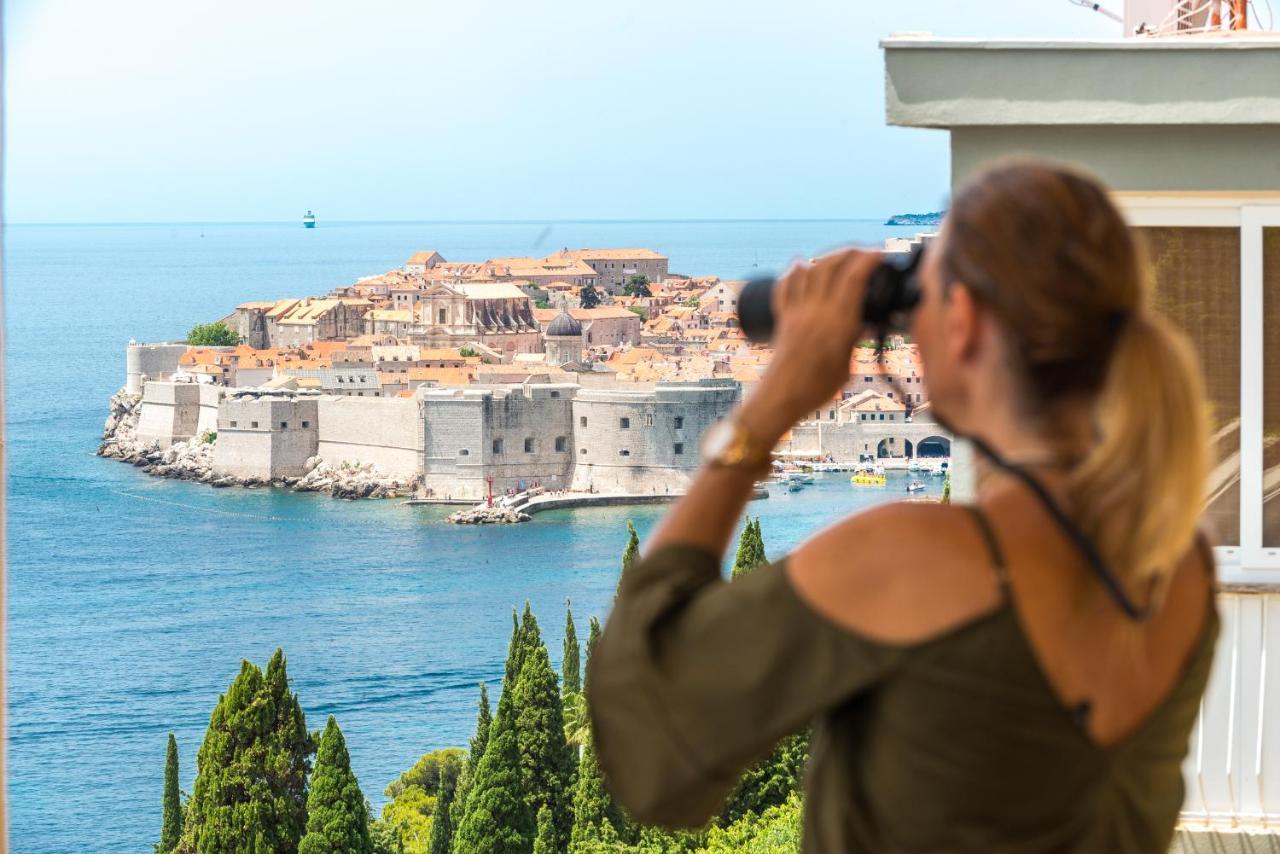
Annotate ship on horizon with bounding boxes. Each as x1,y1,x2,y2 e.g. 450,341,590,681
303,210,316,228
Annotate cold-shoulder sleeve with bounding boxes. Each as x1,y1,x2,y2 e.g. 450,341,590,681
586,544,907,828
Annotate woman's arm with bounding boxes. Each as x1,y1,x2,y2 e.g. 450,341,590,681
644,249,882,559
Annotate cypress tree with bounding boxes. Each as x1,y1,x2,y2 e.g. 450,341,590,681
520,603,543,661
621,521,640,578
426,756,458,854
732,518,767,579
570,615,627,850
299,716,373,853
451,682,493,833
454,699,535,854
157,732,181,853
180,650,314,853
942,471,952,504
562,599,581,698
513,643,575,849
502,609,525,696
532,805,556,854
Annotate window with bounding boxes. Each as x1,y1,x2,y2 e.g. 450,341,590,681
357,392,364,396
524,438,535,453
619,449,630,456
674,443,684,455
251,421,259,428
550,390,560,398
459,449,470,456
620,417,630,429
230,420,238,428
674,416,684,429
644,413,654,426
879,414,885,421
439,308,447,323
492,439,503,454
280,421,288,429
555,436,567,452
580,448,587,454
889,414,895,421
828,410,836,420
865,377,872,383
580,416,587,427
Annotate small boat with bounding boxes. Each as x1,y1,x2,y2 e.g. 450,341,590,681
787,481,805,493
303,210,316,228
797,474,815,485
907,460,922,472
906,480,926,493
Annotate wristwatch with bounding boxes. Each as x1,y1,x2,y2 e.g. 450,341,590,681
700,416,775,471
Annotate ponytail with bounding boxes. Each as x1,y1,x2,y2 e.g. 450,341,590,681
1066,311,1210,591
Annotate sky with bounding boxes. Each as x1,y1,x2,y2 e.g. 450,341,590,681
4,0,1117,223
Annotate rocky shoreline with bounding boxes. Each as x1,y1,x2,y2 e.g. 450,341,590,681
97,388,411,499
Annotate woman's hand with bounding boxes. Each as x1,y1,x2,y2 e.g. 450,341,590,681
738,248,881,443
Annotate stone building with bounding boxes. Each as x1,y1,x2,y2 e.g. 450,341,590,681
548,248,669,294
213,393,320,480
543,308,585,366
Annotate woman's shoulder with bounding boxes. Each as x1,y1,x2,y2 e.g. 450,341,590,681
785,501,1007,646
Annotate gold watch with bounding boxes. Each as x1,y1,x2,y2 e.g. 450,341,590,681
700,417,774,471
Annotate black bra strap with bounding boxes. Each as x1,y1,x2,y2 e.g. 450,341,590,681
966,434,1152,622
966,505,1010,591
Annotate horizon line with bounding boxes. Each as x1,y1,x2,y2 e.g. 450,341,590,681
4,216,924,228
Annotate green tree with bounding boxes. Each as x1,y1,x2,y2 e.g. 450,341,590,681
502,609,526,697
514,643,575,849
426,757,458,854
532,805,556,854
621,521,640,578
623,275,651,298
578,285,601,310
300,716,373,854
731,518,767,580
370,816,407,854
179,649,314,853
942,471,952,504
385,748,465,801
157,732,182,853
570,615,628,850
562,600,581,697
453,698,536,854
379,786,434,853
186,321,239,346
451,683,493,836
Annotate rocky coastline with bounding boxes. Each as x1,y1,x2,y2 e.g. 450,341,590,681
97,388,411,499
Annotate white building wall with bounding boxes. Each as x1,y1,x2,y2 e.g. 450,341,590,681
126,343,187,395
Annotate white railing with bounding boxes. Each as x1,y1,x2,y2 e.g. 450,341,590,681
1181,590,1280,830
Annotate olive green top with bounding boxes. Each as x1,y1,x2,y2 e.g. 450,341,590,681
588,524,1218,853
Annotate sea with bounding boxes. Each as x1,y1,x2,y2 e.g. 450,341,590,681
4,219,939,852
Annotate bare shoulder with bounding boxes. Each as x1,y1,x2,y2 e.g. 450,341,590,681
785,502,1005,645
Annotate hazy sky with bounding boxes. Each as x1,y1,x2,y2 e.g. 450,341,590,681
5,1,1116,223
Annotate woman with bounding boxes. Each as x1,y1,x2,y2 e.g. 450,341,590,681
587,160,1218,853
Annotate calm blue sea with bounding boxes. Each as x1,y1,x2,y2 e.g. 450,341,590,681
4,220,935,852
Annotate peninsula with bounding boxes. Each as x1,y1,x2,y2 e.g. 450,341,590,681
101,237,951,507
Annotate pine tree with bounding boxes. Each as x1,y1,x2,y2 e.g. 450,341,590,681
157,732,181,853
453,699,536,854
568,741,626,850
532,805,556,854
732,518,767,579
451,683,494,833
179,650,314,853
299,716,373,853
426,754,458,854
562,600,581,698
513,643,575,849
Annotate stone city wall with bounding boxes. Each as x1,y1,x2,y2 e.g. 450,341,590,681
788,421,952,462
316,396,421,480
134,381,223,447
213,397,320,480
126,342,188,395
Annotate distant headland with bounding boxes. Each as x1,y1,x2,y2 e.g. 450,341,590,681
885,211,945,226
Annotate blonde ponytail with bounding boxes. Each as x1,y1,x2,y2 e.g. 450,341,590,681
1066,311,1210,590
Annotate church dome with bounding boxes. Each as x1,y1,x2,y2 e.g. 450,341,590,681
546,309,583,337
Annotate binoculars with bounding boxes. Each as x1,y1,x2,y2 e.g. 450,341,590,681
737,244,926,344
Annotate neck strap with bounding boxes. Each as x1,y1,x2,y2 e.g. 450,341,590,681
966,434,1151,621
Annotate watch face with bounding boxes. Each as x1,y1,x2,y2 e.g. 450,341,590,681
700,419,735,461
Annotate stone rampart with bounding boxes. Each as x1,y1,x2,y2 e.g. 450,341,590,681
317,396,421,479
126,342,187,395
134,381,224,447
213,396,320,480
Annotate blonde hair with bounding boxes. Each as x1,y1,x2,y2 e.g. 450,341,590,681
942,159,1210,595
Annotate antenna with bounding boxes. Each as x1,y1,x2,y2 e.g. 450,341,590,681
1068,0,1125,22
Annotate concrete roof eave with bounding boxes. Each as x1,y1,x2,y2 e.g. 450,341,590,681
882,35,1280,128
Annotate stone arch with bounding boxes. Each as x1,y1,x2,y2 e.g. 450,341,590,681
876,437,903,459
917,435,952,458
904,439,914,459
